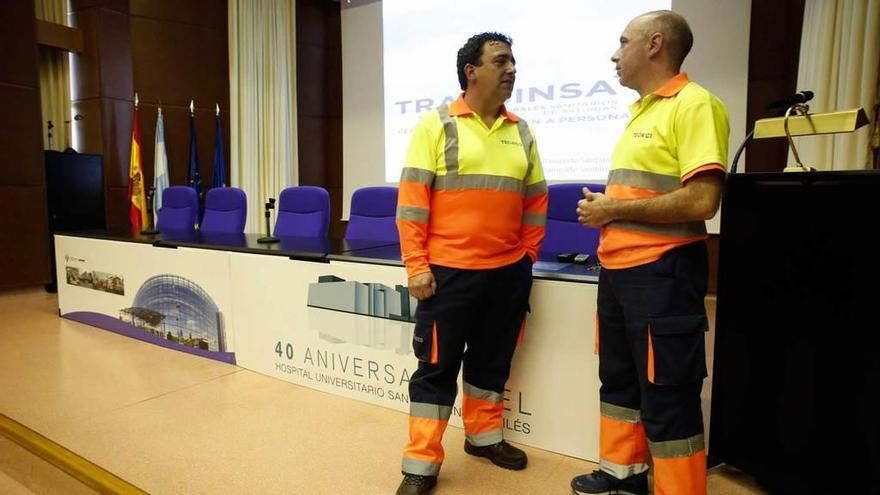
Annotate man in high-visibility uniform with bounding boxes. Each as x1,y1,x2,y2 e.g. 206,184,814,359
394,32,547,495
571,11,729,495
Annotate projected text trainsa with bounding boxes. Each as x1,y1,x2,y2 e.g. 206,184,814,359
393,80,617,114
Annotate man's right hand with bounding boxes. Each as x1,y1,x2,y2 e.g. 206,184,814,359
408,272,437,300
577,186,614,227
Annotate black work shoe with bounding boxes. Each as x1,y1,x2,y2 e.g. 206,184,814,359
396,473,437,495
464,439,528,470
570,469,647,495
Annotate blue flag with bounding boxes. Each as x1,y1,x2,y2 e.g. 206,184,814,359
212,112,226,188
185,112,201,214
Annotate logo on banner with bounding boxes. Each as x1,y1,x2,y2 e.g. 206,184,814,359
65,265,124,295
272,275,539,436
307,275,416,323
393,80,618,115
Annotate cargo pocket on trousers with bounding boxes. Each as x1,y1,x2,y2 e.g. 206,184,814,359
647,314,708,385
413,313,438,364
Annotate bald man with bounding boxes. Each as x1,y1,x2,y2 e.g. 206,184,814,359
571,11,729,495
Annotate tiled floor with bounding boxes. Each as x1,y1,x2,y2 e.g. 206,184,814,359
0,287,769,494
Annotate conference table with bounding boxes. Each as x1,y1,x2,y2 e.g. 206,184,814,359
55,228,603,461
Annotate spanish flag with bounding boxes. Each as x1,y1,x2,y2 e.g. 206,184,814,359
127,98,147,230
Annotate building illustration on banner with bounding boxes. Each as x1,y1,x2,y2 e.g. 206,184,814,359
120,274,227,353
307,276,416,355
65,266,125,295
60,245,236,365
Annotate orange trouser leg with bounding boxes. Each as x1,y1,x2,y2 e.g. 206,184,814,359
650,436,707,495
401,403,452,476
461,382,504,446
599,403,650,479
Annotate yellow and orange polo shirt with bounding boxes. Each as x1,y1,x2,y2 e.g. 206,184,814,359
396,94,548,278
598,73,729,269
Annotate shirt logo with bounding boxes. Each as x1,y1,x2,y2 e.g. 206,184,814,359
632,131,653,139
499,139,522,146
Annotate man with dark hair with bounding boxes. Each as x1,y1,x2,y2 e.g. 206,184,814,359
571,10,728,495
455,32,513,91
395,31,547,495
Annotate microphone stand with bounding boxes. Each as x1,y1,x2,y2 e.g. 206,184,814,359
729,128,753,174
872,103,880,170
141,186,160,235
257,198,279,244
47,120,54,150
731,99,809,174
730,91,813,174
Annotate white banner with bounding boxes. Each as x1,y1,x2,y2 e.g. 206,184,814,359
230,252,600,461
55,235,236,364
54,235,720,462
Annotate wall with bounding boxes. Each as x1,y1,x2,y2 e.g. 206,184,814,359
70,0,230,231
296,0,344,238
0,0,803,290
705,0,804,293
0,1,51,289
743,0,805,172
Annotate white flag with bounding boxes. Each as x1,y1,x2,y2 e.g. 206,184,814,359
153,108,170,222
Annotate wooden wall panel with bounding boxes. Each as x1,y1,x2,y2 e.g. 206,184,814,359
327,117,342,188
707,235,720,295
298,43,328,117
129,0,226,29
70,2,132,230
105,186,130,230
0,2,39,88
70,0,229,231
70,0,128,14
130,0,230,195
743,0,805,172
0,85,44,186
297,116,327,186
297,0,342,233
297,1,325,46
0,1,50,288
68,9,101,100
328,186,344,239
70,99,104,154
130,16,228,108
101,97,134,188
36,19,85,53
97,8,133,100
326,44,342,118
0,187,51,289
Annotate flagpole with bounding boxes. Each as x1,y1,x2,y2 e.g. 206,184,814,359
187,99,202,224
151,98,170,234
136,93,158,235
212,102,227,190
128,92,147,232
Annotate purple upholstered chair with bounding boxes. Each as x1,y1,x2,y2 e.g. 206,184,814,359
345,186,399,243
273,186,330,238
541,183,606,256
200,187,247,234
156,186,198,233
